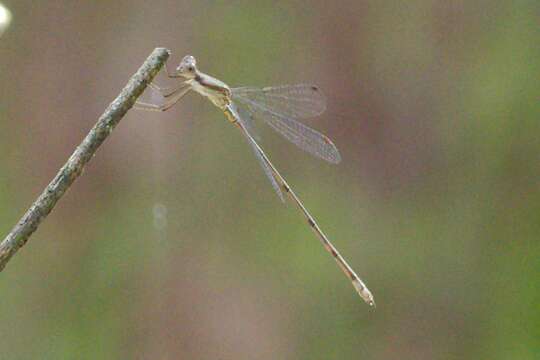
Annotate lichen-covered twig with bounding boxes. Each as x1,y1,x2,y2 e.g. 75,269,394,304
0,47,170,271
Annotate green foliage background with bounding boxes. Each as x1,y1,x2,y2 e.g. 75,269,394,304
0,1,538,359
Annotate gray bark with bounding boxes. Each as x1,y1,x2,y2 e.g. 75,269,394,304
0,48,170,271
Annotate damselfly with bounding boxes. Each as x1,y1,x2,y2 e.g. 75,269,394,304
135,54,374,306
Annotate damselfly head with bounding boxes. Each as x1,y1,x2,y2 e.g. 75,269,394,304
176,55,198,79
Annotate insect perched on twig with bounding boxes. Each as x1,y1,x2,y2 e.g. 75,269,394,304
135,54,375,306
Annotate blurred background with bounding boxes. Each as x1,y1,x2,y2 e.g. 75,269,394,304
0,1,538,359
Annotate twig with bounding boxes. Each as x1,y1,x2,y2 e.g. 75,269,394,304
0,47,170,271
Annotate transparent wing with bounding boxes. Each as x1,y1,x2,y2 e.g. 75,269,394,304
232,84,326,119
234,98,341,164
236,106,284,202
236,103,261,142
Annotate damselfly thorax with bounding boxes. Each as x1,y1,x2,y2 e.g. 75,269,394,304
190,73,233,111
